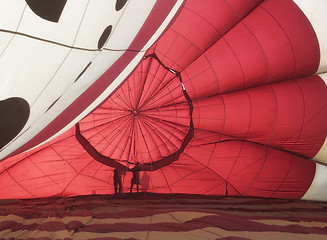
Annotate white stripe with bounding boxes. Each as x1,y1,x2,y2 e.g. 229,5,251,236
293,0,327,73
314,137,327,165
318,72,327,85
312,73,327,164
302,163,327,202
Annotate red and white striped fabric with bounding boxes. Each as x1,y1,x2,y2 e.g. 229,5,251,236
0,194,327,239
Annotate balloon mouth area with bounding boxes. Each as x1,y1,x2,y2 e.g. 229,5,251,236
78,53,194,168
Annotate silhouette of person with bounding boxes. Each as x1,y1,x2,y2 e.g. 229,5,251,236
129,162,141,193
113,168,124,194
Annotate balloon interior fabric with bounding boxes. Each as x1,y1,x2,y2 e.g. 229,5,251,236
1,0,327,203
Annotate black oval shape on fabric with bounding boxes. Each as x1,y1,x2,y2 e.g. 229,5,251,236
0,97,30,150
115,0,128,11
98,25,112,49
25,0,67,22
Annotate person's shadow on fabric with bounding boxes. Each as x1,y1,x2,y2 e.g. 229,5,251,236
140,171,150,192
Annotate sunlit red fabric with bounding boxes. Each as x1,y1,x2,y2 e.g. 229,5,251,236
0,0,327,200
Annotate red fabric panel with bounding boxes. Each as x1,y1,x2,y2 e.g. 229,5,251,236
0,130,315,199
181,0,319,99
260,0,320,76
154,0,262,72
292,76,327,157
79,56,191,164
192,76,327,158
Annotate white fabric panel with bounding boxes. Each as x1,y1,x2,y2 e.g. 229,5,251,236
70,51,124,90
0,35,70,101
27,49,98,125
314,138,327,165
302,163,327,202
293,0,327,73
0,0,25,30
105,0,156,50
0,33,13,56
319,72,327,85
0,1,25,57
51,49,124,115
73,0,124,49
19,0,89,46
2,49,124,156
